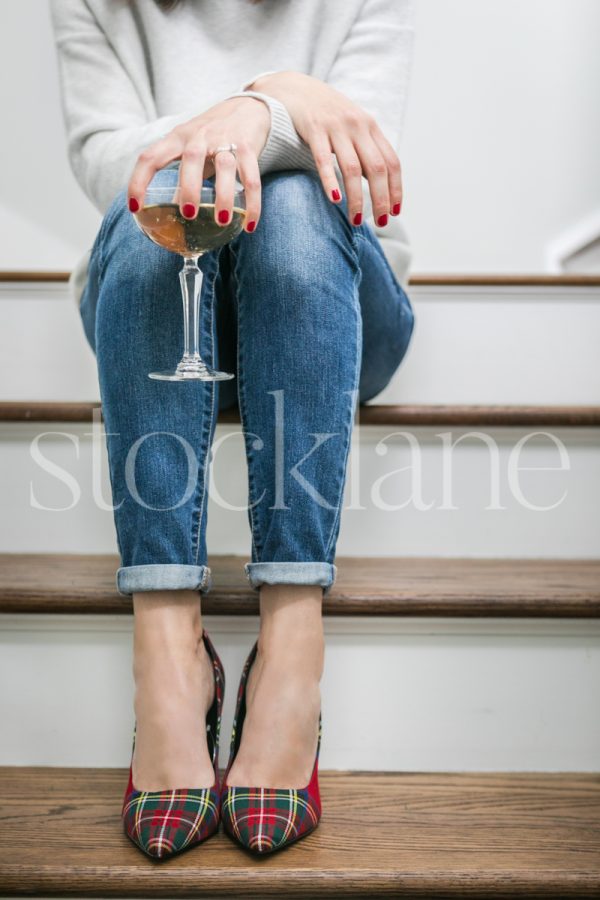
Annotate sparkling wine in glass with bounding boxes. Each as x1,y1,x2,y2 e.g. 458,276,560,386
133,182,245,381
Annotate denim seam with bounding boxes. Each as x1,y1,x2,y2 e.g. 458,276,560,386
92,203,128,566
324,213,362,558
229,240,261,562
105,431,126,568
354,227,411,306
97,191,127,284
324,258,362,560
192,262,218,570
354,226,417,374
92,196,126,355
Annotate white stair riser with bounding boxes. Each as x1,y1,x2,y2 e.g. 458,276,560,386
1,423,598,557
1,284,599,404
1,615,598,772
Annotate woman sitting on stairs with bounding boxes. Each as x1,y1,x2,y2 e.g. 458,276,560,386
50,0,416,858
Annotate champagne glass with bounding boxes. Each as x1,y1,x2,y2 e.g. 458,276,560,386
133,178,245,381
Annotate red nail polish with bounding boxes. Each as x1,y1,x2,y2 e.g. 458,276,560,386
353,212,363,226
247,220,256,233
128,197,139,213
331,189,341,202
218,209,230,224
182,203,196,218
392,202,401,216
377,213,388,227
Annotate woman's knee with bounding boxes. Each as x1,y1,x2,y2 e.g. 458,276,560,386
239,170,358,292
259,169,344,235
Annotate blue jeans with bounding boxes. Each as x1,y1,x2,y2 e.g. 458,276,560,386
80,168,414,596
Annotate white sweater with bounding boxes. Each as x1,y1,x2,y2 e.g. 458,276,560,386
50,0,416,303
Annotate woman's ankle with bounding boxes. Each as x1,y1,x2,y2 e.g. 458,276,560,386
257,584,325,676
132,589,206,677
133,589,203,637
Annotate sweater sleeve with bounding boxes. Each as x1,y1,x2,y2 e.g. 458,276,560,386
49,0,207,213
226,90,317,175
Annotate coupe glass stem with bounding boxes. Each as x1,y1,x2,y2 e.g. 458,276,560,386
178,255,205,373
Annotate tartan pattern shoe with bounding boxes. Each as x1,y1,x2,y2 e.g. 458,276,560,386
220,641,322,855
121,630,224,860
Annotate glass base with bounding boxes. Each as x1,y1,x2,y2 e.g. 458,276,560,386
149,357,234,382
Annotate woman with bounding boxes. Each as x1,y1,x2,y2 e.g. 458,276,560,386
50,0,415,859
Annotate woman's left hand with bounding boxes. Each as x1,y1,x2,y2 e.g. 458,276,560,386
247,71,403,227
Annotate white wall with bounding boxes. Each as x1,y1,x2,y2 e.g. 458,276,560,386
1,0,600,273
401,0,600,273
3,615,599,771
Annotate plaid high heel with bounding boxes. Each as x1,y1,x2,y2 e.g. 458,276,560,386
121,630,224,859
220,641,322,854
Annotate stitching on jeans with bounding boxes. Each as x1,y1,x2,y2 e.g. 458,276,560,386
353,226,410,306
324,261,362,560
91,194,129,566
97,191,128,282
322,221,362,559
192,260,217,565
193,258,218,567
229,240,261,562
353,224,416,396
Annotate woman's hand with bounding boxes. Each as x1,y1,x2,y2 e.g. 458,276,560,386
249,71,402,227
127,96,271,232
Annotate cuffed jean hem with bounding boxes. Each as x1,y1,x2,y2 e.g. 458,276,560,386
244,562,337,595
116,564,212,597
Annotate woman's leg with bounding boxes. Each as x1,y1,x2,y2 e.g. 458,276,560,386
82,174,231,790
214,172,415,787
221,170,363,786
130,590,215,789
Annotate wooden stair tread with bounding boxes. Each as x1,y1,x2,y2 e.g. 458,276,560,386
1,554,599,617
3,269,600,286
1,400,600,427
0,768,598,897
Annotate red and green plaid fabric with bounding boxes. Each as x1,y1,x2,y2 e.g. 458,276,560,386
122,785,220,858
121,630,225,859
221,641,323,854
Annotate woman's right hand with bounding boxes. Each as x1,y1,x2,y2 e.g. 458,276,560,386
126,95,271,233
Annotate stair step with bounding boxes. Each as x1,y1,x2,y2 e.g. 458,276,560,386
2,400,600,427
1,554,599,617
3,270,600,286
0,767,598,897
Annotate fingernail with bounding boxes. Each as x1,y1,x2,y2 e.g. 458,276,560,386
377,213,388,227
247,220,256,233
353,212,363,226
218,209,230,225
128,197,140,213
331,189,341,202
392,202,401,216
182,203,196,218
